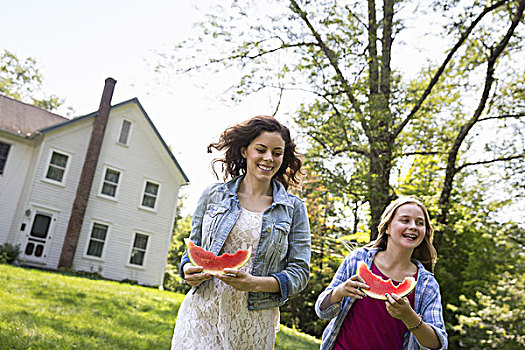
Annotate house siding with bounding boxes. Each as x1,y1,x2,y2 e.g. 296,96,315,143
0,134,36,245
23,118,94,268
72,103,183,286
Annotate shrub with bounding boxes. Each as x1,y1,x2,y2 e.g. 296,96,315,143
0,243,22,265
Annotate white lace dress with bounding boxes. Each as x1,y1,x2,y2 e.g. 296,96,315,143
171,208,280,350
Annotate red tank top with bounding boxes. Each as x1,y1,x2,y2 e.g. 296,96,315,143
333,261,417,350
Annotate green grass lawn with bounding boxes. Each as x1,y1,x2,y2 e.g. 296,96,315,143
0,264,320,349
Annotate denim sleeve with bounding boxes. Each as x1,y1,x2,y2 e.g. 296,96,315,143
271,198,311,300
179,185,212,279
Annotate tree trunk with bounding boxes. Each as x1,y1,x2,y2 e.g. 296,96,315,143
366,0,395,240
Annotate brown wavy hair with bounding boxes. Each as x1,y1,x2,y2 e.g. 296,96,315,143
207,115,303,190
368,196,437,272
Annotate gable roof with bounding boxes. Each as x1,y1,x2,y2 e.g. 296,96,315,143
0,94,189,184
42,98,190,184
0,94,68,136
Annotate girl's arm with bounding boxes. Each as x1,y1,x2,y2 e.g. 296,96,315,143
386,293,441,349
315,250,366,320
404,311,442,349
320,274,368,310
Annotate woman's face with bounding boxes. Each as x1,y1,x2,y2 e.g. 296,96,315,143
241,131,285,183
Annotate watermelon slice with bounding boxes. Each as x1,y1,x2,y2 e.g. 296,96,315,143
357,260,416,300
184,238,252,274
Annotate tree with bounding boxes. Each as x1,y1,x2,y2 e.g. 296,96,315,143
0,50,63,111
158,0,524,242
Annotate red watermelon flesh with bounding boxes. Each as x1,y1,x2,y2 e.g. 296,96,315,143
184,238,252,274
357,260,416,300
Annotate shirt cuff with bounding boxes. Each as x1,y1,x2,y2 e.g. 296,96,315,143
270,271,289,301
180,255,190,279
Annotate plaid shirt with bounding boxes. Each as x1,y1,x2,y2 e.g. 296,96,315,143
315,247,448,350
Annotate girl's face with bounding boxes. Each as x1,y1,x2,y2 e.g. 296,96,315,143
241,131,285,184
386,203,426,250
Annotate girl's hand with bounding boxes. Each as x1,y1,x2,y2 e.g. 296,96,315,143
385,293,415,321
333,274,369,302
182,264,213,287
214,268,256,292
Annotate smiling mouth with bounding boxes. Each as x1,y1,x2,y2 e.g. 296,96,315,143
403,233,418,240
258,164,274,172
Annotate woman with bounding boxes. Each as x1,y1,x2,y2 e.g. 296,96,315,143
316,196,448,350
172,115,311,350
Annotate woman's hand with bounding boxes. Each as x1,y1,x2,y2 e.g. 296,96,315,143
214,268,256,292
182,264,213,287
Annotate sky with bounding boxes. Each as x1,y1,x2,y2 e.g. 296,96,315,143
1,0,291,214
3,1,522,221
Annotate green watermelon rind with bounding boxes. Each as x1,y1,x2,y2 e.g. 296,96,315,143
357,260,417,300
184,238,253,274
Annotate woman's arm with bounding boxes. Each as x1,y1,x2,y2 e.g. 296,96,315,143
219,198,311,296
215,270,281,292
179,185,212,283
270,199,311,299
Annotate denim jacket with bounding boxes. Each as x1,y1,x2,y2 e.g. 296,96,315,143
315,247,448,350
180,175,311,310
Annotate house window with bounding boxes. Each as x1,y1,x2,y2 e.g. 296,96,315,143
86,223,108,258
129,233,148,266
45,150,69,183
0,141,11,175
141,181,159,209
118,120,132,145
101,168,121,197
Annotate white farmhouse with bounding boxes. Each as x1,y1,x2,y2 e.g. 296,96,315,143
0,79,188,286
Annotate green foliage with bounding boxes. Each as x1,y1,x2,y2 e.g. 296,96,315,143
0,243,22,265
163,215,192,294
0,49,63,111
436,214,525,348
451,273,525,349
0,264,320,349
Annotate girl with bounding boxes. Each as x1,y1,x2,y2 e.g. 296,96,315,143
172,115,311,350
316,196,448,350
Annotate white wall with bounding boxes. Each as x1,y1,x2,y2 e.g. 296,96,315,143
72,102,184,286
24,117,94,268
0,134,36,244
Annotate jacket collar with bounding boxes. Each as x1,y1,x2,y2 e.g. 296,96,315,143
219,175,294,208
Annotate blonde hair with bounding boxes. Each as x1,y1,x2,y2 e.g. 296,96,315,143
369,196,437,272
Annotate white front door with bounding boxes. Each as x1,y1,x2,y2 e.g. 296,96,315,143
23,211,55,263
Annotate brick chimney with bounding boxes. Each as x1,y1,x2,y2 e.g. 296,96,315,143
58,78,116,268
